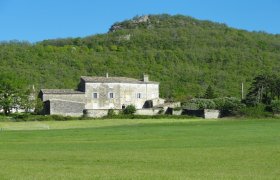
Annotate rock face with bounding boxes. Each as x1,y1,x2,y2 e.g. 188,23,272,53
133,15,149,23
109,25,123,32
109,15,150,32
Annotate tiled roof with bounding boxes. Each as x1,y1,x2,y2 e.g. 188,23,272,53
80,76,159,84
40,89,84,94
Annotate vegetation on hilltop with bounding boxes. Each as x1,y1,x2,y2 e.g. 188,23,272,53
1,14,280,100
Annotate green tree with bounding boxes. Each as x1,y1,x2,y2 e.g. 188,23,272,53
245,74,274,106
203,85,216,99
0,74,27,115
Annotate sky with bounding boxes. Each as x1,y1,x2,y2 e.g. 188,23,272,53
0,0,279,42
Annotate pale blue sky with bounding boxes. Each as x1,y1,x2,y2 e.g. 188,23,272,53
0,0,279,42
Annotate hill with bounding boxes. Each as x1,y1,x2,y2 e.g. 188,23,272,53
1,14,280,100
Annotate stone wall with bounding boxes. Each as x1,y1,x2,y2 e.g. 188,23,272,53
204,109,220,119
84,108,162,117
135,108,161,115
47,100,85,117
182,109,220,119
84,109,121,118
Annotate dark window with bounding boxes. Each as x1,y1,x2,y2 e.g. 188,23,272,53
109,92,114,99
137,93,141,99
93,93,98,99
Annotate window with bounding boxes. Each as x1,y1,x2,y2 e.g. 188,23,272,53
109,92,114,99
137,93,141,99
93,93,98,99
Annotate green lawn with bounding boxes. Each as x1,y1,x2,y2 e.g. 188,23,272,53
0,118,280,179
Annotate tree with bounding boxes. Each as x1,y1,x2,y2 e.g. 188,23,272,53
203,85,216,99
245,74,274,106
0,74,27,115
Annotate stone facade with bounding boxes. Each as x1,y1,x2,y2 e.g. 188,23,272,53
84,82,159,110
40,75,164,117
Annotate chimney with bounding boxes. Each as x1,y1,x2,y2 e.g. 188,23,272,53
106,72,109,78
143,74,149,82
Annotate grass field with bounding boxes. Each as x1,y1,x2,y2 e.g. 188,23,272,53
0,118,280,179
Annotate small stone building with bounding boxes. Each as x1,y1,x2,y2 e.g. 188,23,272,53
39,75,165,117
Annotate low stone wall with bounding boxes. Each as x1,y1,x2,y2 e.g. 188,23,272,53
84,108,162,117
135,108,161,115
84,109,121,118
204,109,220,119
183,109,220,119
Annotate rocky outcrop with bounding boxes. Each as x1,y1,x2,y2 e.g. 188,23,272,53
109,15,150,32
132,15,149,23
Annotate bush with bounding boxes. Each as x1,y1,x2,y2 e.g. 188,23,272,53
34,98,44,115
270,100,280,114
123,105,136,115
186,98,216,109
239,104,273,118
107,109,116,116
158,108,164,114
214,97,245,116
173,106,182,111
183,97,246,117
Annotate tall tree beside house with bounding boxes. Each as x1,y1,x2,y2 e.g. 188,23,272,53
0,74,28,115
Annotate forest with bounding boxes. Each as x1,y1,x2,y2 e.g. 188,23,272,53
1,14,280,101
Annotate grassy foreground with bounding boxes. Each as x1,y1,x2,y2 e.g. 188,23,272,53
0,118,280,179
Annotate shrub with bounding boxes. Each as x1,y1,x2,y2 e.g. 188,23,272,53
187,98,216,109
34,98,44,115
173,106,182,111
239,104,273,118
214,97,245,116
158,108,164,114
271,100,280,114
107,109,116,116
123,105,136,115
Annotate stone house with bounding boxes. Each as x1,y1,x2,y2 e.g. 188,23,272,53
39,74,165,117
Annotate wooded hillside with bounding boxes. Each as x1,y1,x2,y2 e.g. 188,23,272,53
1,14,280,100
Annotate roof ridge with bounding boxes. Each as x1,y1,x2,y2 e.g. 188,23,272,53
41,89,84,94
80,76,159,84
